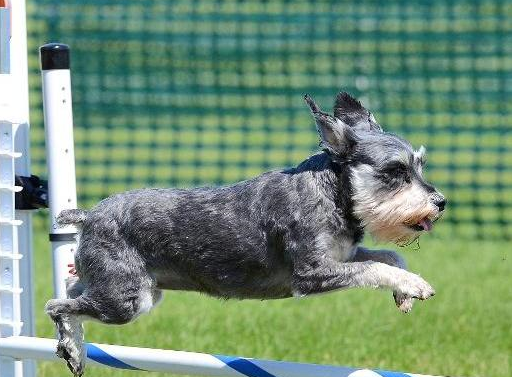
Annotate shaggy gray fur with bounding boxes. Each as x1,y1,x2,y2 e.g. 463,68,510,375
45,92,445,376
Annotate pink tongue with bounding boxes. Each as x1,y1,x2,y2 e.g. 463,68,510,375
419,218,433,231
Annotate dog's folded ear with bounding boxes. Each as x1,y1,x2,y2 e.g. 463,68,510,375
334,92,383,132
304,94,357,156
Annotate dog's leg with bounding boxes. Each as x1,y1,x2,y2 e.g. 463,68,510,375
46,274,161,377
351,247,406,269
65,276,85,299
292,259,434,305
351,247,415,313
43,277,88,376
45,298,88,377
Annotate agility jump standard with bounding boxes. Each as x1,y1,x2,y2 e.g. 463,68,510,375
0,3,444,376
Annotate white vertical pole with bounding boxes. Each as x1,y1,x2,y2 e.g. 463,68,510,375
40,43,78,300
0,2,15,376
0,121,23,377
1,1,35,376
0,3,10,74
10,1,36,376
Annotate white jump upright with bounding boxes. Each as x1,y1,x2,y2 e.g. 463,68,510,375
0,0,35,376
40,43,78,299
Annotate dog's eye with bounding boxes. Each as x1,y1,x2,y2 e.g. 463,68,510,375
383,162,411,183
386,162,407,174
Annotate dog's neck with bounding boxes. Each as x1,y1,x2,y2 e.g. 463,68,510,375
294,152,364,243
328,155,365,244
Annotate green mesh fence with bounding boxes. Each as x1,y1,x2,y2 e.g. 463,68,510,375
26,0,511,239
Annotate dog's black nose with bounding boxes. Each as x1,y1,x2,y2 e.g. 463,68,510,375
434,198,446,212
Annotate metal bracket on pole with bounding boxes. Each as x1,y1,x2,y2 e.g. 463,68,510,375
14,175,48,210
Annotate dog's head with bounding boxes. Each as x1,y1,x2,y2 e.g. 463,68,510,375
305,92,446,245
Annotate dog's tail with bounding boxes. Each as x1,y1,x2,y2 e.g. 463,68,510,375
57,209,88,226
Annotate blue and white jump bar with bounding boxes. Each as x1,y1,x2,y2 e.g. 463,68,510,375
0,336,442,377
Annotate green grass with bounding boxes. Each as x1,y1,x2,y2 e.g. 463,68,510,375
32,225,511,377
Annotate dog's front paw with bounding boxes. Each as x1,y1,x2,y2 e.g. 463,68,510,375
396,272,435,301
393,291,415,313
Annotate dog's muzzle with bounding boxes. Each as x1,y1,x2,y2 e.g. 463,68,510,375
408,193,446,232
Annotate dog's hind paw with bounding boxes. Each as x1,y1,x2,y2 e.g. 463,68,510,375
56,338,86,376
65,354,85,377
58,346,85,377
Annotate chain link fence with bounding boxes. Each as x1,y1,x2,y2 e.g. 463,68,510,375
27,0,511,239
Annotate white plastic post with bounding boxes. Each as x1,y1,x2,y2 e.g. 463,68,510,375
10,1,36,377
0,121,23,377
0,1,35,376
40,43,78,300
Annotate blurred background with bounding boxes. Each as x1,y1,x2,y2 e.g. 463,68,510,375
24,1,510,377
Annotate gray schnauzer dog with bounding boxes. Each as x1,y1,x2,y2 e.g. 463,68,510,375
46,92,445,376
